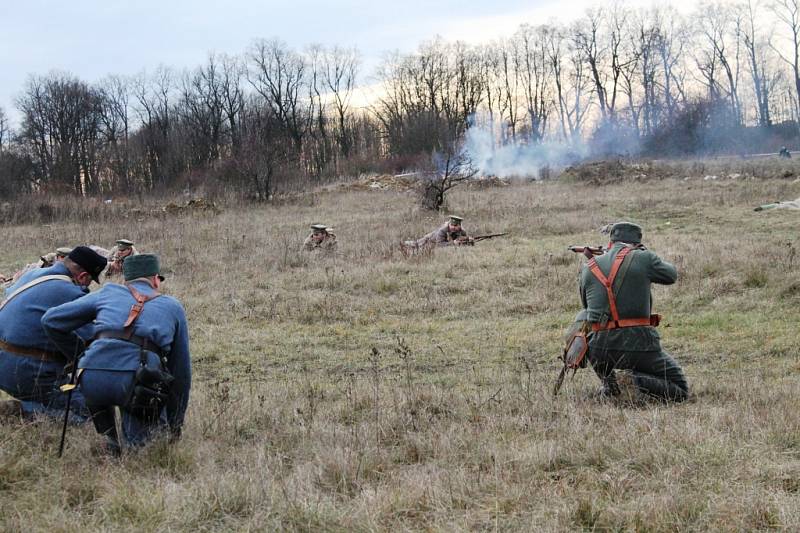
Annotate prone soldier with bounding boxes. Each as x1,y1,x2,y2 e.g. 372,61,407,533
408,215,473,249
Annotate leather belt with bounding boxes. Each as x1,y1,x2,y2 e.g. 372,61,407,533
94,331,167,359
591,315,661,332
0,339,66,364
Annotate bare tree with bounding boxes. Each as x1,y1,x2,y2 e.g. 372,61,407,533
219,54,245,154
515,25,551,142
495,38,521,143
0,106,8,152
548,27,592,143
247,39,310,152
419,142,477,211
653,7,689,121
573,6,630,124
17,72,105,194
740,0,775,126
771,0,800,120
97,74,132,190
695,3,743,123
321,46,359,158
132,66,179,188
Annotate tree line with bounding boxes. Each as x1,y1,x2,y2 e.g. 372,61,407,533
1,0,799,198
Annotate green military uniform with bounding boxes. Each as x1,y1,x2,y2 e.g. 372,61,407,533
579,222,689,402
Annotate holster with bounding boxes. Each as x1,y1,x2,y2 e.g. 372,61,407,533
124,351,174,420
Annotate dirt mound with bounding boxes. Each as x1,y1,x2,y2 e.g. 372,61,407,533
466,175,510,188
560,159,655,185
337,172,510,192
162,197,221,215
339,173,420,192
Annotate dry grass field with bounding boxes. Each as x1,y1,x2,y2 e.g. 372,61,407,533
1,162,800,531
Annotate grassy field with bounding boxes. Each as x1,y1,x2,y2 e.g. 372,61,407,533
1,167,800,531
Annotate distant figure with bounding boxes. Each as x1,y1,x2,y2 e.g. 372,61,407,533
406,215,473,249
779,146,792,159
303,224,337,251
105,239,139,279
55,247,72,262
8,252,59,289
754,198,800,211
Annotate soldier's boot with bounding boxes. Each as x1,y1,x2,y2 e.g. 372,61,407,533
599,372,621,398
0,399,23,419
89,406,121,457
614,371,644,405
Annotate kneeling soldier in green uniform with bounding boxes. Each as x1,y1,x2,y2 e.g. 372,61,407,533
580,222,689,402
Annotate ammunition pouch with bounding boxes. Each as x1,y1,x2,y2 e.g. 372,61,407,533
563,331,589,370
124,364,174,420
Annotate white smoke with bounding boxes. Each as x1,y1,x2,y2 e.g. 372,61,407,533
462,121,588,179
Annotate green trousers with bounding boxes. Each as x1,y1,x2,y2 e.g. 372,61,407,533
588,347,689,402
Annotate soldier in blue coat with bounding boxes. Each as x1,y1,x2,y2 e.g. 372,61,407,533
0,246,107,419
43,254,191,454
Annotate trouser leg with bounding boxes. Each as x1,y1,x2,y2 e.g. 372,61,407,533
88,404,121,456
0,353,88,420
629,349,689,402
587,349,621,396
120,407,167,447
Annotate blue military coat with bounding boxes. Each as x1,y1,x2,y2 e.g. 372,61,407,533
0,262,89,354
42,280,192,432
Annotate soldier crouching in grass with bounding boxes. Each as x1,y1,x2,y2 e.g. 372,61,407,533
43,254,191,456
105,239,138,279
580,222,689,402
303,224,337,251
0,246,107,420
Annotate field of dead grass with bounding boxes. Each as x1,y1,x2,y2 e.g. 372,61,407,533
1,167,800,531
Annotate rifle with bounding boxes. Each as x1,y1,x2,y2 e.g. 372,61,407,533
58,370,78,457
57,338,83,458
473,232,507,242
568,245,606,258
456,233,508,245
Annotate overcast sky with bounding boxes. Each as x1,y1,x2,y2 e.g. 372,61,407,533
1,0,703,127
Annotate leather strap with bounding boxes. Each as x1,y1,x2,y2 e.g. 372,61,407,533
94,330,166,359
0,275,73,312
123,285,161,332
0,339,66,363
587,247,632,326
591,315,660,332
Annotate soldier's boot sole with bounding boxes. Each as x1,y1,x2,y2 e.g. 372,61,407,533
0,399,23,419
614,371,645,406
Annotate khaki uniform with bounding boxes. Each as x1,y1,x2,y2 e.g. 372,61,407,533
414,223,468,248
105,245,139,278
303,232,337,251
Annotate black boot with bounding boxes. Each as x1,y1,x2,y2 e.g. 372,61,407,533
601,373,621,397
89,405,121,457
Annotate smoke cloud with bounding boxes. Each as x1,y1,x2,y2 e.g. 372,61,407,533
462,121,589,179
461,113,651,178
